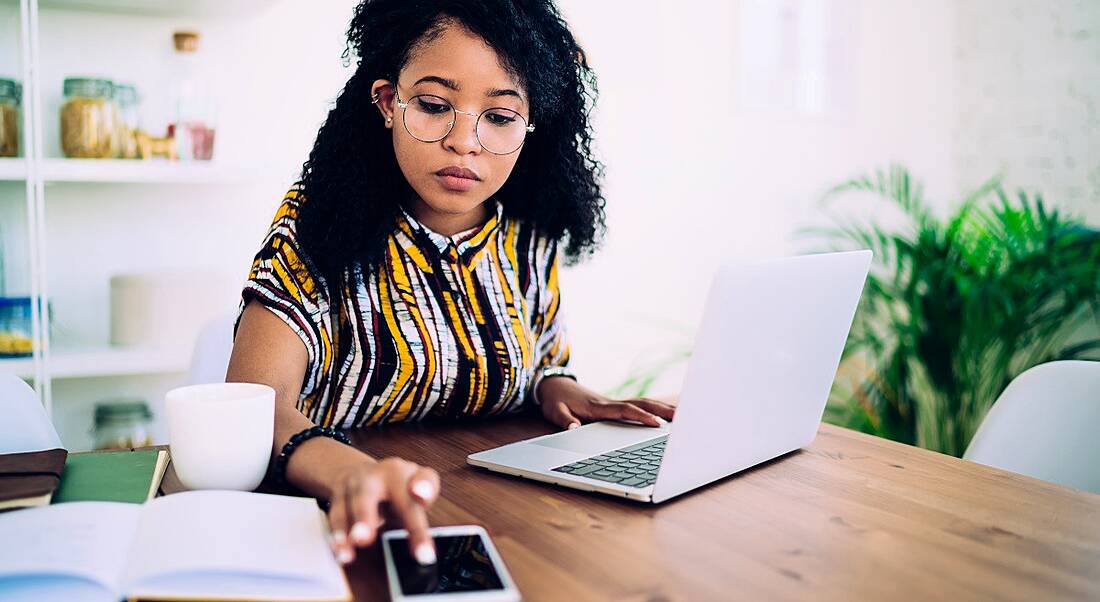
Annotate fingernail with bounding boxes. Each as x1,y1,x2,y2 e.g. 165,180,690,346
568,422,580,430
338,548,353,565
350,522,371,545
412,480,436,501
415,542,437,565
331,530,347,546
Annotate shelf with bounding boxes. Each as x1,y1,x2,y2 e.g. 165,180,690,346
40,158,261,184
37,0,273,18
0,158,29,182
0,344,190,379
0,158,261,185
0,355,34,379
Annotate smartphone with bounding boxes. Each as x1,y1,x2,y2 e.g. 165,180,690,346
381,525,520,601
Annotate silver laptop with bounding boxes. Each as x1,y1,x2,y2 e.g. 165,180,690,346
467,250,872,503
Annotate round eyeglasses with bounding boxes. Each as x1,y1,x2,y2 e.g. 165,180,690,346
377,86,535,155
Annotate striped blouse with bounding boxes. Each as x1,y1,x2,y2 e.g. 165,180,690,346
238,187,571,428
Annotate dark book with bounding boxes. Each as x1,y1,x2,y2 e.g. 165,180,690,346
0,448,67,512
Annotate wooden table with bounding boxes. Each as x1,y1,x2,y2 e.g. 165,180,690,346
338,412,1100,602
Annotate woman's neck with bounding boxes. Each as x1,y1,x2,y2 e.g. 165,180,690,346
407,198,491,237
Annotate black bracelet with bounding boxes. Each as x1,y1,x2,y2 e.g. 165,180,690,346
273,425,352,488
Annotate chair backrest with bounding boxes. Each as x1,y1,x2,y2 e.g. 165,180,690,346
0,375,63,453
187,313,237,385
964,360,1100,494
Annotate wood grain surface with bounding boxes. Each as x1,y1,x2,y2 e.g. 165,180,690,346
329,412,1100,601
159,412,1100,601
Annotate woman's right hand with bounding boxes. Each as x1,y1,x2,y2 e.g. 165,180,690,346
326,457,441,566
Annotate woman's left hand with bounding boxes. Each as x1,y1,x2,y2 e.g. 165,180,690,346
537,376,677,430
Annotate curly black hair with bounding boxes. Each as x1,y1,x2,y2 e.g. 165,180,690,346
296,0,605,285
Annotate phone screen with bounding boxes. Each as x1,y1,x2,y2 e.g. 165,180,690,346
386,534,506,595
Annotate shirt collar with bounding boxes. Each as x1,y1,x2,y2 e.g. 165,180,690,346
397,201,504,265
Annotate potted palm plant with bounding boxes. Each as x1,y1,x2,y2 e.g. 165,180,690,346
815,166,1100,456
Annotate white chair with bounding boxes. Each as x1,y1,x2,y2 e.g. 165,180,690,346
186,313,237,385
0,375,64,453
964,360,1100,495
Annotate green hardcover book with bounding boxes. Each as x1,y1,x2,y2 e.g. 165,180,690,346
52,448,170,504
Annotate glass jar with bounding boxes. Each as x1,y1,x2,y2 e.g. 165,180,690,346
61,77,117,159
93,400,154,450
0,296,34,357
113,83,140,159
169,31,216,161
0,78,20,158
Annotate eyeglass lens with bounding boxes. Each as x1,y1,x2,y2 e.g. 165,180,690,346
402,94,528,154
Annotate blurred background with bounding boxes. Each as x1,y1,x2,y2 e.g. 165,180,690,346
1,0,1096,453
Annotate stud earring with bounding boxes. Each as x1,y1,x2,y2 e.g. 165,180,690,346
386,117,392,124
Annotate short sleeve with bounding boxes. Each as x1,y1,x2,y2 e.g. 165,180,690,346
236,187,332,399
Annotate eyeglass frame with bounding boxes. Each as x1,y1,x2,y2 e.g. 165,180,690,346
372,83,535,155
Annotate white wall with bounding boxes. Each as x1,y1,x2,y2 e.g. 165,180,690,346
954,0,1100,221
557,0,960,394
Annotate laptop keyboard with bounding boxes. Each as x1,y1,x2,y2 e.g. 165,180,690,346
551,435,668,488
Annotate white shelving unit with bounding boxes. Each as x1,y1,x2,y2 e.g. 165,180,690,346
0,157,29,180
37,0,270,17
40,158,261,184
2,0,276,438
3,157,255,184
2,344,190,379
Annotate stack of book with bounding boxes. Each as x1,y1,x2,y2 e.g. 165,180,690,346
0,447,169,511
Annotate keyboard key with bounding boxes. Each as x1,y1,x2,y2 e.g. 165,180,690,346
620,477,646,487
571,465,602,476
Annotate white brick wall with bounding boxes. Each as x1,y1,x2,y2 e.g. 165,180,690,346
954,0,1100,220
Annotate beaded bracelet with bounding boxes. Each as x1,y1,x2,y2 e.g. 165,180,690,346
273,425,352,488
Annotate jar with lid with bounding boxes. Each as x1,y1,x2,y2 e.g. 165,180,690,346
61,77,117,159
0,78,20,158
93,399,154,450
169,31,216,161
113,83,140,159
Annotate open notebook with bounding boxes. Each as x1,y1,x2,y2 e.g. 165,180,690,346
0,490,351,602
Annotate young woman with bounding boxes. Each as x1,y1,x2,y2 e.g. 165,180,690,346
227,0,676,567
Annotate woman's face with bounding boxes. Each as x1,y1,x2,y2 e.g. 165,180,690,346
372,22,530,232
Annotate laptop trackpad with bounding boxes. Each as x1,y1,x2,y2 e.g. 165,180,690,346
531,421,666,455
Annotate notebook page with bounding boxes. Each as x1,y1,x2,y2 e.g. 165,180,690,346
0,501,142,601
122,490,349,601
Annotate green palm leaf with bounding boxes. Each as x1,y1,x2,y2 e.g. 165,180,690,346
815,166,1100,455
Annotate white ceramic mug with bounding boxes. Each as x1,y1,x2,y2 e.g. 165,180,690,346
166,382,275,491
